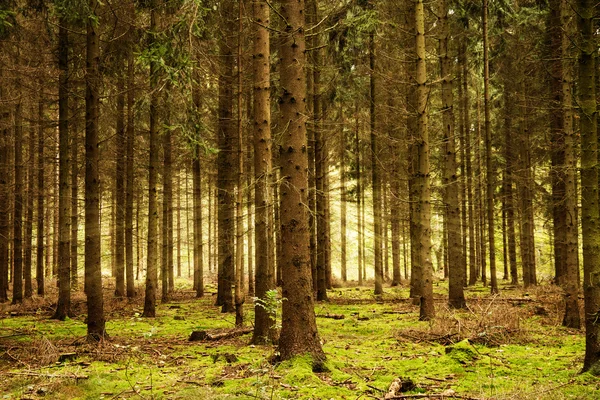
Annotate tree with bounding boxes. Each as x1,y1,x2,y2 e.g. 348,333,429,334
143,2,160,318
577,0,600,374
439,0,465,309
36,98,45,297
412,0,434,320
53,11,71,318
85,0,106,340
251,0,276,344
276,0,325,362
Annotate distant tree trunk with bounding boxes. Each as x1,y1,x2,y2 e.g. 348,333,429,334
0,117,7,302
70,105,79,290
246,136,254,297
369,32,383,296
390,98,402,286
53,15,70,316
461,40,476,287
192,120,203,297
517,79,536,288
85,0,106,340
36,99,45,296
176,171,181,278
502,77,518,285
24,108,35,298
482,0,498,294
439,0,465,308
413,0,434,320
235,1,245,326
13,100,24,305
115,71,126,298
143,4,160,318
475,95,486,285
339,104,348,283
276,0,325,362
161,104,173,303
125,17,135,297
355,103,363,285
556,0,580,329
216,0,235,313
250,0,275,344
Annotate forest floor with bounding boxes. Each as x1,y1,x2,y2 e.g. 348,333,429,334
0,278,597,399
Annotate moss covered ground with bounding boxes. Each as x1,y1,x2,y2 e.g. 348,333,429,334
0,280,597,399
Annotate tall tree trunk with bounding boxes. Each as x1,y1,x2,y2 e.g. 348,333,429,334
355,103,363,285
143,4,160,318
414,0,434,320
161,103,173,303
339,104,348,283
24,108,34,298
276,0,325,362
53,15,70,316
482,0,498,294
36,99,45,296
440,0,465,308
235,1,245,326
115,71,126,298
0,117,7,302
13,101,24,304
70,104,79,289
85,0,106,340
251,0,275,344
176,171,181,278
369,32,383,296
191,85,204,297
577,0,599,372
557,0,580,329
216,0,235,313
125,14,135,297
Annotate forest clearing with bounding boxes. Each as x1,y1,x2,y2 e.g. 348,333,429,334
0,279,596,399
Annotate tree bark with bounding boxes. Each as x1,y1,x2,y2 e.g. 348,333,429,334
143,4,160,318
414,0,434,320
85,0,106,340
125,10,135,297
216,0,235,313
439,0,465,309
577,0,600,373
24,107,35,298
482,0,497,294
115,70,126,298
276,0,325,362
251,0,275,344
36,99,44,297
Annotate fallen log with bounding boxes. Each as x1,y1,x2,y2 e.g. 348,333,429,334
5,372,88,380
189,327,253,342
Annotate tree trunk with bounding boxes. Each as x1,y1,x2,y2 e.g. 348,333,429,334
13,101,24,304
125,13,135,297
216,0,235,313
234,1,245,326
369,32,383,296
251,0,275,344
143,4,160,318
557,0,580,329
24,107,35,298
53,15,71,316
115,70,126,298
414,0,434,320
276,0,325,362
0,116,8,302
439,0,465,309
339,104,348,283
482,0,498,294
36,99,44,297
161,102,173,303
577,0,599,372
85,0,106,340
355,103,363,285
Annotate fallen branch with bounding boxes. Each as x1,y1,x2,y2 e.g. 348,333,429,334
5,371,88,380
189,327,253,342
317,313,345,320
384,394,481,400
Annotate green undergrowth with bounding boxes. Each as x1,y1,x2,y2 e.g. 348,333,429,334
1,282,598,399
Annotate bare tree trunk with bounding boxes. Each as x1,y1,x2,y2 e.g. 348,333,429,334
216,0,235,313
276,0,325,362
0,115,8,302
53,15,70,315
161,103,173,303
143,4,160,318
115,70,126,298
24,107,35,298
85,0,106,340
235,1,245,325
339,103,348,283
13,100,24,304
439,0,465,308
482,0,498,294
125,15,135,297
36,99,45,296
